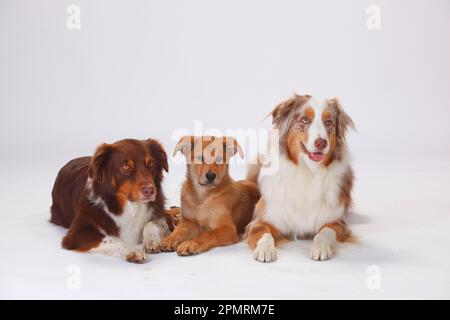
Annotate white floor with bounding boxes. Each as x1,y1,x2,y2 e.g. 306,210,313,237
1,154,449,299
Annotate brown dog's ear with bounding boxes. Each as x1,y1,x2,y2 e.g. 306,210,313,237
328,98,355,140
88,143,114,183
173,135,194,157
147,139,169,173
270,94,311,133
223,137,244,159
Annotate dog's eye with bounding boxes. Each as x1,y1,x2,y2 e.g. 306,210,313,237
215,156,223,163
196,155,203,162
122,162,130,170
301,117,311,124
324,119,333,126
147,160,154,168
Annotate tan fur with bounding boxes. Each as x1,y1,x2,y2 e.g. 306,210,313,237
322,220,349,242
339,168,354,210
246,198,288,249
286,131,305,164
246,156,262,183
161,136,260,255
165,206,182,226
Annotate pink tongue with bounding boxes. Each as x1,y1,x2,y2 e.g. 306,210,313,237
310,152,325,162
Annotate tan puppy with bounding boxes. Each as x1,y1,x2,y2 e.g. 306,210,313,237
161,136,260,256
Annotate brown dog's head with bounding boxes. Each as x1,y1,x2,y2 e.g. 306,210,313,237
173,136,243,187
271,94,355,166
88,139,168,211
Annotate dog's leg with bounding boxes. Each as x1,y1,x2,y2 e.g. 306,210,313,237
91,236,148,263
247,220,280,263
176,220,239,256
160,218,200,252
62,224,147,263
143,217,170,253
310,220,348,261
244,198,281,262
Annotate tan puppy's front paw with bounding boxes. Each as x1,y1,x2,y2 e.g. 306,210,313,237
161,236,183,252
177,240,201,256
125,249,148,264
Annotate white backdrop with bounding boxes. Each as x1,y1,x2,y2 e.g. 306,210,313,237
2,0,450,158
1,0,449,299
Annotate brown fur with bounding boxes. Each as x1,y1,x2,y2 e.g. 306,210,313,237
161,136,260,255
51,139,172,259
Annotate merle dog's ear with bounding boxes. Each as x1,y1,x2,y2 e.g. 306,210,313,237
147,139,169,173
270,94,311,133
173,135,194,158
328,98,356,141
88,143,114,183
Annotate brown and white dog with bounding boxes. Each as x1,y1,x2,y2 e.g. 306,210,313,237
246,94,355,262
50,138,174,263
161,136,260,256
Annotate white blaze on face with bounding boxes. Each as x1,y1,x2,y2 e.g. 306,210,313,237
305,98,329,154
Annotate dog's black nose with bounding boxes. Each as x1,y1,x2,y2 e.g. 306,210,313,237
205,172,216,182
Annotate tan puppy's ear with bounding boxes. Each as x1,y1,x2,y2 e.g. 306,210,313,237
173,135,194,157
223,137,244,159
328,98,356,141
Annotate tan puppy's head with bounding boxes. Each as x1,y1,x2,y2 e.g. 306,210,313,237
173,136,244,187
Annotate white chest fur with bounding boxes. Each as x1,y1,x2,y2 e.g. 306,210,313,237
86,179,154,245
259,152,350,238
107,201,154,245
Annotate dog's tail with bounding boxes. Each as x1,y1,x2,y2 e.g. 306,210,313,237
345,232,359,244
246,155,262,184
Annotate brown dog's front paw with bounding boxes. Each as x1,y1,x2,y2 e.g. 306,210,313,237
160,236,182,252
176,240,201,256
144,240,161,254
125,250,148,264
